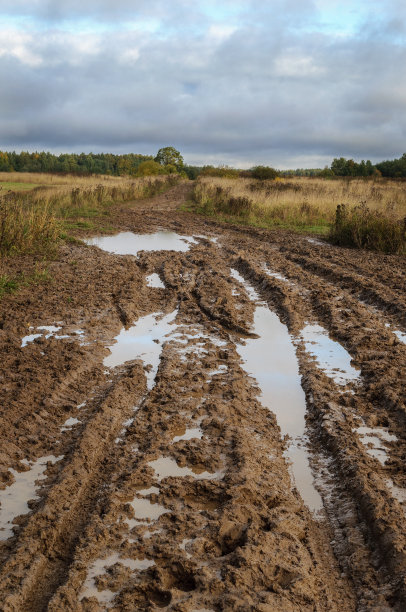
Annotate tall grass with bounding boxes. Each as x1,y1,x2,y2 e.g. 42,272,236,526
329,203,406,254
0,171,131,186
0,194,60,255
191,177,406,250
0,174,180,255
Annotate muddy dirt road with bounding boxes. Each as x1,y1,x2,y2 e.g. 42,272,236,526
1,183,405,611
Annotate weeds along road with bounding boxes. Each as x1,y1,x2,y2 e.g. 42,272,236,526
0,182,405,611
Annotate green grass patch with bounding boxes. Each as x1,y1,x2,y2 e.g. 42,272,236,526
0,181,40,192
180,200,330,235
0,274,19,298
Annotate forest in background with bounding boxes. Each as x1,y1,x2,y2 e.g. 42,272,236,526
0,149,406,179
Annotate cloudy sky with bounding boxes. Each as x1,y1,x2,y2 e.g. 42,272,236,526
0,1,405,168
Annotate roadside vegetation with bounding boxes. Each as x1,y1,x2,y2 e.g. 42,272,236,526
0,174,180,257
190,176,406,253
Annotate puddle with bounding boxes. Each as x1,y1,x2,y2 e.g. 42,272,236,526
125,492,169,528
354,425,397,465
306,237,326,246
386,479,406,510
300,324,360,387
21,326,85,347
148,457,224,482
263,265,296,288
61,417,81,432
231,268,323,514
179,538,194,559
80,554,154,605
394,330,406,345
104,310,177,389
85,231,197,256
146,273,166,289
21,325,61,347
0,455,63,541
173,427,203,442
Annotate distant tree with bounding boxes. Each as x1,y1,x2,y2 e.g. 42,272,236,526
155,146,184,170
318,166,334,178
251,166,278,180
136,160,164,176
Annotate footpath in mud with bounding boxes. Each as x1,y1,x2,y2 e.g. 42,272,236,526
0,183,405,611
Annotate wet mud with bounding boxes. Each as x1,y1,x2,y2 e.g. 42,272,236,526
0,182,405,610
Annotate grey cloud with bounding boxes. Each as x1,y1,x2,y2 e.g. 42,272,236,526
0,1,405,168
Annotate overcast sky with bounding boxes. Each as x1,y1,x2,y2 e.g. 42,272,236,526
0,0,405,168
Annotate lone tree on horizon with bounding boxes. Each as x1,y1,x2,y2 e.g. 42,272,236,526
155,146,184,170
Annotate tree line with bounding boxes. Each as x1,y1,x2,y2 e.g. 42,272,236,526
1,148,405,179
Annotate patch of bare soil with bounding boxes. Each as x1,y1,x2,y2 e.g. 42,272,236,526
0,182,405,611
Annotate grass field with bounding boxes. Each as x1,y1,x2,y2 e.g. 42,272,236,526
190,176,406,252
0,173,180,257
0,181,40,192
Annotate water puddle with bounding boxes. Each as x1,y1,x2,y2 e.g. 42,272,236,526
85,231,197,256
103,310,177,390
146,273,166,289
354,424,397,465
386,479,406,511
21,325,85,347
0,455,63,540
173,427,203,442
230,268,323,514
148,457,225,482
306,237,326,246
179,538,194,559
394,330,406,345
80,554,154,606
263,264,296,288
300,324,360,387
125,491,169,528
61,417,81,432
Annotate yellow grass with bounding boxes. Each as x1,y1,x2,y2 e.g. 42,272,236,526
0,173,180,255
192,176,406,230
0,171,128,186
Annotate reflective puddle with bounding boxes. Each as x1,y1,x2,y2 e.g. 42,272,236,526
125,487,169,529
61,417,81,432
80,554,155,606
21,326,85,347
300,324,360,387
146,273,166,288
103,310,177,390
0,455,64,541
394,330,406,345
263,264,296,288
354,424,397,465
85,231,197,256
173,426,203,442
230,268,323,514
148,457,225,482
386,479,406,512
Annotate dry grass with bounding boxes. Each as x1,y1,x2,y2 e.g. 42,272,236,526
0,171,128,186
0,174,180,255
192,176,406,233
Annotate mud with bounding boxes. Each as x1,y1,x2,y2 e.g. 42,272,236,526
0,182,405,610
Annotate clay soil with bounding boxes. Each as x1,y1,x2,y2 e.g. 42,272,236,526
0,182,405,611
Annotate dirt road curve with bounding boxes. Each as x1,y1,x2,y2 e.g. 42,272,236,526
1,183,405,611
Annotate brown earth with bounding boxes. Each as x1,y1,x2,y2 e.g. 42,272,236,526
0,182,405,611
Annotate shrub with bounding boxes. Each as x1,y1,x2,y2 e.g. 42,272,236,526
250,166,279,181
329,203,406,254
135,161,164,176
